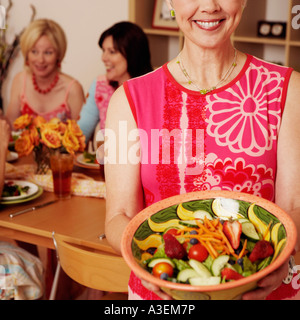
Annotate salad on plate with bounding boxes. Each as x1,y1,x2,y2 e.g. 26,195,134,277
2,180,30,198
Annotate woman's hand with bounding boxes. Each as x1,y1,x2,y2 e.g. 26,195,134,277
140,279,173,300
242,258,289,300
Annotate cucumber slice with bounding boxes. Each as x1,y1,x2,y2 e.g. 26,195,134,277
242,222,260,241
148,258,175,268
189,276,221,286
177,268,199,283
238,218,250,224
189,259,212,278
179,220,199,227
194,210,213,220
211,255,230,276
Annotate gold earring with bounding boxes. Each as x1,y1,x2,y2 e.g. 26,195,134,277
170,9,175,18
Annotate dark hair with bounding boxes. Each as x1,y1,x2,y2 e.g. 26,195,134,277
99,21,152,84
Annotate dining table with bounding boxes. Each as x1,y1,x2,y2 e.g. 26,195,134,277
0,153,131,298
1,154,114,252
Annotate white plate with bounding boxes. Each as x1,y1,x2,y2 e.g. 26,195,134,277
6,151,18,162
1,180,39,201
76,153,99,169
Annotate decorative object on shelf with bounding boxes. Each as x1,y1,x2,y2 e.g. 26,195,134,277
13,114,86,174
152,0,179,31
0,0,36,110
257,21,286,39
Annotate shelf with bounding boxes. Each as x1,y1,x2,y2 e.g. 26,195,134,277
233,36,287,46
129,0,299,70
143,28,181,37
290,41,300,47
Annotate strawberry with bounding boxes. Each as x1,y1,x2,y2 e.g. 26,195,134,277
223,220,242,250
249,240,274,263
163,233,186,259
221,268,244,281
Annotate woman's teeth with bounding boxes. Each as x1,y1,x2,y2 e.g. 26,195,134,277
196,20,220,29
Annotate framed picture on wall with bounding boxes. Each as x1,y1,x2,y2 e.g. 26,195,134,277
152,0,179,31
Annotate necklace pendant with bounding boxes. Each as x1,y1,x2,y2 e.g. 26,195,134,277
200,89,208,95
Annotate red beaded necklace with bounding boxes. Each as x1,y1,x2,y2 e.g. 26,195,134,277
32,72,59,94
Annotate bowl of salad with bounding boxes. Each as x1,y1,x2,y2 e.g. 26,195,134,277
121,191,297,300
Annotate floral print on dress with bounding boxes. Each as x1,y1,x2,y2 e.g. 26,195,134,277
200,153,275,201
206,62,284,157
95,79,115,130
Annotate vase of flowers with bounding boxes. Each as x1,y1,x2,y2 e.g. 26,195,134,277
13,114,86,174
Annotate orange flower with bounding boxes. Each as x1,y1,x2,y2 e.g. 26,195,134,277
29,126,40,146
40,127,62,149
57,121,67,135
13,114,86,157
67,119,83,136
14,131,34,156
13,114,33,130
62,129,79,154
32,115,46,128
77,135,86,153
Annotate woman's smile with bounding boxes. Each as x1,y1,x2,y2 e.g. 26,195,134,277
194,19,225,31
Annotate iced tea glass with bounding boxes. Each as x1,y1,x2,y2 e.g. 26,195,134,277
50,152,74,199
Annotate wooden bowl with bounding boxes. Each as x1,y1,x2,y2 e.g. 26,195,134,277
121,191,297,300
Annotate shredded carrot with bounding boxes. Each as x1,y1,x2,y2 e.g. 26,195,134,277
199,239,217,259
205,241,218,259
175,217,243,260
238,239,248,260
204,216,215,231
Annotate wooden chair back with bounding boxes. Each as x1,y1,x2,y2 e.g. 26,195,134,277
53,233,130,292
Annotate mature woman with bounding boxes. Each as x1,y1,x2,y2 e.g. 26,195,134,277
5,19,85,125
78,21,152,143
105,0,300,300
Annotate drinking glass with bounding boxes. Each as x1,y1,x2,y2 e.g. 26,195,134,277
50,152,74,199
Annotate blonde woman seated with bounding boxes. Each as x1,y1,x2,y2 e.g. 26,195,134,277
5,19,85,125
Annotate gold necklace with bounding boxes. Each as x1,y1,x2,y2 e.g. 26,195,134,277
176,49,237,95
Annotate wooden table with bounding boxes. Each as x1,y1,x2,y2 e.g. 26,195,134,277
0,155,119,254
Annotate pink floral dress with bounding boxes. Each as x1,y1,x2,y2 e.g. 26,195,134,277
123,54,299,300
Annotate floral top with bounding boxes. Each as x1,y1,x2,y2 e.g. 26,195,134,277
20,73,74,121
124,54,298,300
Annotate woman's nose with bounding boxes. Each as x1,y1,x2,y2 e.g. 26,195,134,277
36,53,45,63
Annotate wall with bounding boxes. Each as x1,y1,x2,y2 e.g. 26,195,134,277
264,0,289,64
1,0,129,111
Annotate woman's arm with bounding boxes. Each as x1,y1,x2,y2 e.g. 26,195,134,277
0,118,11,195
67,80,85,120
104,85,144,254
275,70,300,251
77,80,100,142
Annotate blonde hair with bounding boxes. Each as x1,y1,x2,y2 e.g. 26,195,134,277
20,19,67,67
